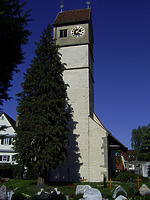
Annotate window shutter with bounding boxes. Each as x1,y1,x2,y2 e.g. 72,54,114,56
0,156,2,161
7,156,10,161
1,138,4,145
9,138,11,145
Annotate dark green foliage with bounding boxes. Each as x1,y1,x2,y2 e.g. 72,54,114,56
11,192,27,200
0,164,24,179
127,151,137,161
14,24,72,181
131,126,146,150
115,171,149,182
73,194,83,200
29,195,38,200
129,196,150,200
139,124,150,161
0,164,13,178
131,124,150,161
0,0,31,106
127,185,136,197
116,191,126,198
115,171,135,182
131,126,147,160
26,166,38,180
47,192,66,200
144,195,150,200
104,192,112,200
12,164,24,179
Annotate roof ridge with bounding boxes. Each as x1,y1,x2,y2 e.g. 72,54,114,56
60,8,90,13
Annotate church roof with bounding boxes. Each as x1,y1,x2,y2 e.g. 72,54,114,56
93,113,128,152
53,9,91,27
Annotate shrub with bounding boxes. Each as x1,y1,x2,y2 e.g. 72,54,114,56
144,195,150,200
11,192,27,200
104,192,113,200
127,185,136,197
116,191,127,198
114,171,149,182
47,192,66,200
73,194,83,200
130,196,150,200
0,164,13,178
12,164,24,178
115,171,135,182
26,166,38,180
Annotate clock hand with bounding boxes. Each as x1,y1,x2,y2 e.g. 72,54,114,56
75,29,79,34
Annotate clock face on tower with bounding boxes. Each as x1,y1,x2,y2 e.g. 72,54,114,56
71,26,85,38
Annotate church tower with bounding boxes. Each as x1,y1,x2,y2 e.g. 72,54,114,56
53,8,96,180
52,7,127,182
53,9,94,117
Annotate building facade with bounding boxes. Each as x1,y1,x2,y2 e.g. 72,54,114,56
0,112,17,165
51,8,127,182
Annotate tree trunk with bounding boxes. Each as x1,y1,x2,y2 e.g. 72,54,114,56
37,176,45,188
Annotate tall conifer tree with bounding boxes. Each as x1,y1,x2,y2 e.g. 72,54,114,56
131,125,150,161
14,24,72,184
0,0,31,106
139,124,150,161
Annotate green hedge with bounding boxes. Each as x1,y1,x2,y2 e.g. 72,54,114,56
0,164,39,179
114,171,149,182
0,164,14,178
73,194,83,200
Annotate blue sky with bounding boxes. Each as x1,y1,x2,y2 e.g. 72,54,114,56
2,0,150,149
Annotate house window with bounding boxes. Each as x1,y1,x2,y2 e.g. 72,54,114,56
1,137,12,145
3,155,8,161
12,156,16,162
0,155,10,162
60,29,68,38
129,164,135,170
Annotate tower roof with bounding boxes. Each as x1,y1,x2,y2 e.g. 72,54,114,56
53,9,91,27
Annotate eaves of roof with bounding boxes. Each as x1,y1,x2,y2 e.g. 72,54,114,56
0,112,16,130
92,113,128,152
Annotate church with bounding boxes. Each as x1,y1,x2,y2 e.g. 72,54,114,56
50,3,127,182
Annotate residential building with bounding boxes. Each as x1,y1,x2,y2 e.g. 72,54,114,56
0,112,17,165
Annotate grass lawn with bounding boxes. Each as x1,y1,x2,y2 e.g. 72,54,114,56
3,179,38,196
1,179,150,199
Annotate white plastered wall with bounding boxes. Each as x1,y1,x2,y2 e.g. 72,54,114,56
60,44,92,179
88,117,108,182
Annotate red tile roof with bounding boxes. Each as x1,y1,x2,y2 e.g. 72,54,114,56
53,9,91,26
122,150,135,160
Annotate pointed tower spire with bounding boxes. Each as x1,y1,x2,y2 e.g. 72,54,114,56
86,1,90,8
60,0,64,12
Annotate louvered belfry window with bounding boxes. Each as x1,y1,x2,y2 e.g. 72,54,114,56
60,29,68,38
